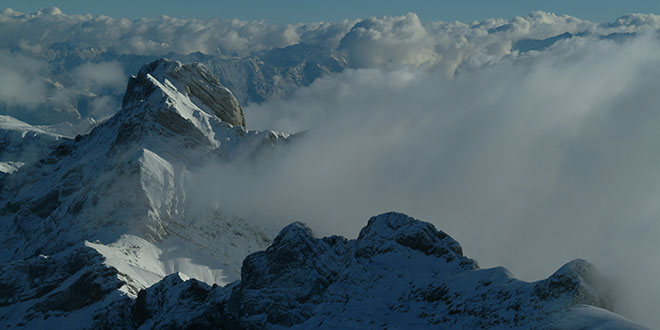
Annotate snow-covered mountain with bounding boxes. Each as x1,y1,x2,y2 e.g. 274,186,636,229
0,59,645,329
0,58,289,326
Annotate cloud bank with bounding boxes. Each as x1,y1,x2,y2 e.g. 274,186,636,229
2,7,660,72
0,7,353,57
0,52,125,128
0,53,48,108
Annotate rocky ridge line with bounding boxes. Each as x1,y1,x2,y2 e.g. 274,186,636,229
94,212,642,329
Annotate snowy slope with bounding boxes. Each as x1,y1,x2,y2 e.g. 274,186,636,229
0,115,69,174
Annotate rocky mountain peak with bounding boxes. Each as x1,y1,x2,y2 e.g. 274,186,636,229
355,212,473,268
122,58,246,127
270,221,315,246
540,259,614,309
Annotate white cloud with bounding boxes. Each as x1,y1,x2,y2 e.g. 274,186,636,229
0,54,124,126
1,7,659,67
604,13,660,32
71,61,126,90
338,13,439,68
0,8,347,56
0,53,48,108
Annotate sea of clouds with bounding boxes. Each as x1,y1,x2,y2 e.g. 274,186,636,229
3,7,660,326
2,8,660,120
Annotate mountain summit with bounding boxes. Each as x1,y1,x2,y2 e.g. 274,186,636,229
123,58,246,127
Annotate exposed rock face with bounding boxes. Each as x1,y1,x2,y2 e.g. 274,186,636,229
123,58,246,127
95,212,643,330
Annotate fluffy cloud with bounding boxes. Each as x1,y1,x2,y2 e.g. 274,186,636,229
338,13,439,68
0,52,124,127
70,61,126,90
0,7,353,56
0,53,48,108
2,7,660,72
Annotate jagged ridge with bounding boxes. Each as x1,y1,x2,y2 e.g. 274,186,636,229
95,212,642,329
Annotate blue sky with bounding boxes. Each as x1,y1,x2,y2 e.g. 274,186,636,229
3,0,660,23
